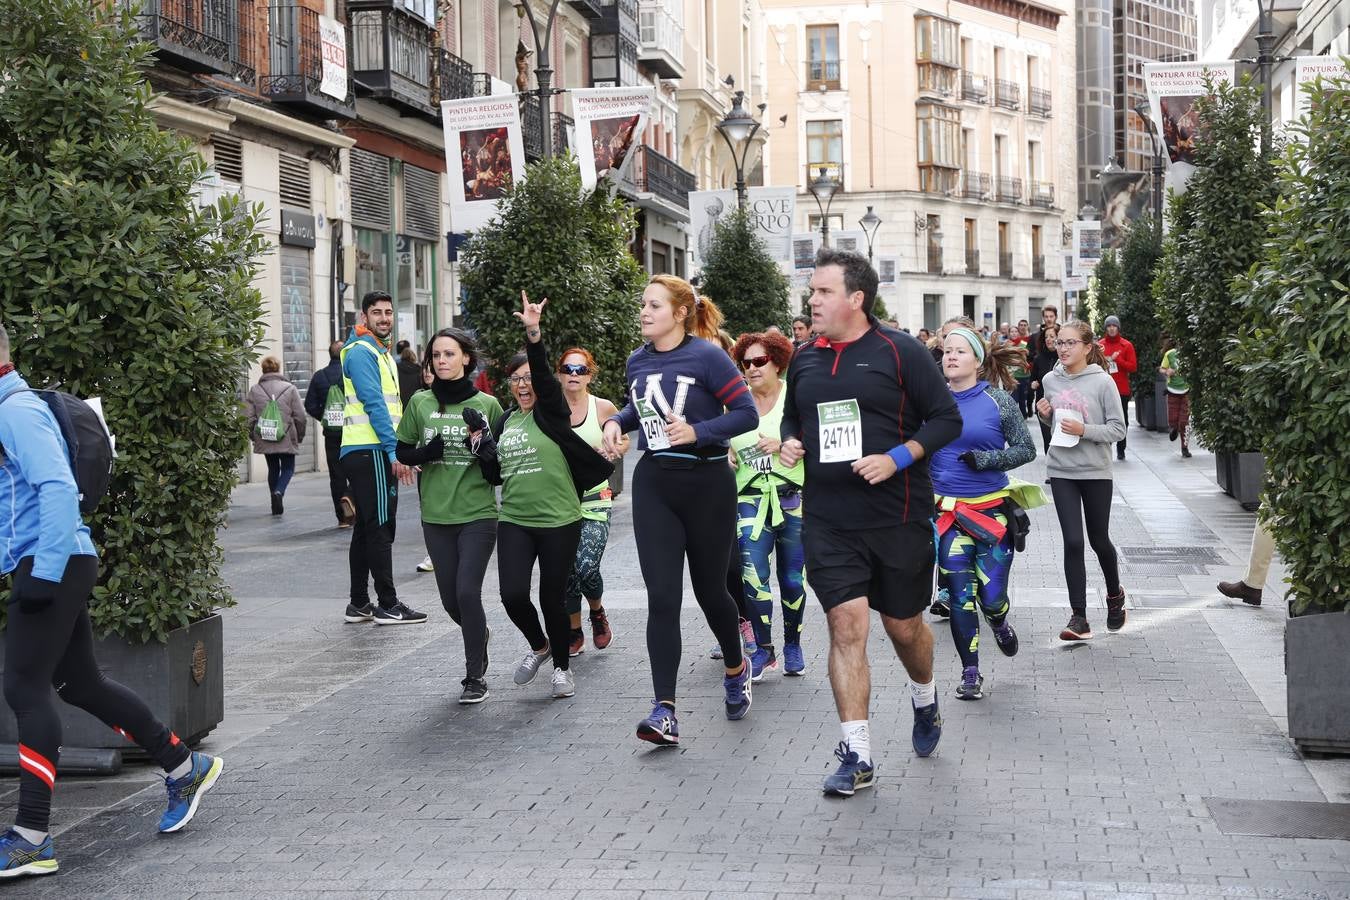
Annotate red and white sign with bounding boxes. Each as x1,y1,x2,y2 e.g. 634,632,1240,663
318,16,348,101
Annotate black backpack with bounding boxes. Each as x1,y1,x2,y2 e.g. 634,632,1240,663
0,389,114,515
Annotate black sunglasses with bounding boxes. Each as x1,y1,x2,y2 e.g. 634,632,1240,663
561,363,590,376
741,355,773,370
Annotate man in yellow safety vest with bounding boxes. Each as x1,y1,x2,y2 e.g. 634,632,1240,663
339,291,427,625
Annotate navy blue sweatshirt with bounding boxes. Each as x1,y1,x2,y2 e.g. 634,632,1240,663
611,335,758,454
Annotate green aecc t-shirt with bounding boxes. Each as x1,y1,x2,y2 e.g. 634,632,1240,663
396,390,503,525
498,409,582,528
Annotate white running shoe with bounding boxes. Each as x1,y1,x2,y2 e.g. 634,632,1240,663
551,667,575,699
416,556,434,573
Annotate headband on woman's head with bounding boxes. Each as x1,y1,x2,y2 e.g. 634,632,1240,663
948,327,986,364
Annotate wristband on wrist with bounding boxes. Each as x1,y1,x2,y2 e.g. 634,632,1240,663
885,444,916,471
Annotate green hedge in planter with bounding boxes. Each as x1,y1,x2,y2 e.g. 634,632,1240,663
1116,218,1163,399
0,2,267,642
1082,249,1120,335
1154,78,1277,455
459,156,644,406
699,207,791,337
1233,74,1350,616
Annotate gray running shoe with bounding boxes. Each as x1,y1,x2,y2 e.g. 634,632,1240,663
513,646,550,685
551,667,575,699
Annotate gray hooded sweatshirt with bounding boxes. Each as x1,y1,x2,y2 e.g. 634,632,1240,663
1039,362,1127,480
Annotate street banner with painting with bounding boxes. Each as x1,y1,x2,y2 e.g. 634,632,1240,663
318,16,348,101
1100,169,1150,249
572,86,654,191
1072,220,1102,275
1061,250,1086,292
441,95,526,232
690,187,797,265
1143,61,1237,195
1294,56,1348,123
877,256,898,288
791,232,821,271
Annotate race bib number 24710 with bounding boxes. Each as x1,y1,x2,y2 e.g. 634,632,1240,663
817,399,862,464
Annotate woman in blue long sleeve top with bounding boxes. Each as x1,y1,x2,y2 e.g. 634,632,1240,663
602,275,759,745
929,327,1037,702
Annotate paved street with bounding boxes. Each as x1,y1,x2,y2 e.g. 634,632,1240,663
6,424,1350,899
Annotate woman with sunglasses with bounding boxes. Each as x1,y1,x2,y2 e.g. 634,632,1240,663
1035,320,1128,642
483,293,613,700
557,348,626,656
601,275,759,745
729,331,807,680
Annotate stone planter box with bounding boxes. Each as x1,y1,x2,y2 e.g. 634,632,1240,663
1233,451,1265,511
1135,393,1159,431
1287,611,1350,756
0,614,223,762
1217,451,1234,494
1153,373,1170,433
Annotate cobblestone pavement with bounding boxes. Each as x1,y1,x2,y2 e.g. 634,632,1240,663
7,424,1350,899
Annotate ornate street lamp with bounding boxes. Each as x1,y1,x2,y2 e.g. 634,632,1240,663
715,88,763,211
809,166,840,248
858,205,882,263
1134,102,1165,238
516,1,564,159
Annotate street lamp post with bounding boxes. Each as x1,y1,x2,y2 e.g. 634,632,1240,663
858,205,882,264
1256,0,1276,156
1134,103,1165,238
517,0,565,160
809,166,840,248
714,88,763,211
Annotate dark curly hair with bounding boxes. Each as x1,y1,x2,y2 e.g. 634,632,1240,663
731,331,795,373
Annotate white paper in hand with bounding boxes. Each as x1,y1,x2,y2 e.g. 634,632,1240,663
1049,408,1083,448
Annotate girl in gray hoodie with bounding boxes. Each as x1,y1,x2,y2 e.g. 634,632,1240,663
1036,321,1128,642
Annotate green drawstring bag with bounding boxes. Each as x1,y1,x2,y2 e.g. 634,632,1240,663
257,395,287,442
323,383,344,433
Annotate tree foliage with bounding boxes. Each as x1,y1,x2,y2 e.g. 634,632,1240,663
1083,249,1121,335
1115,217,1163,398
0,1,267,642
458,157,644,404
697,207,790,337
1154,77,1277,454
1232,74,1350,615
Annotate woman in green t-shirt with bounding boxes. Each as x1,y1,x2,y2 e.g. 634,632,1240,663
729,331,807,681
1159,338,1191,458
395,328,502,705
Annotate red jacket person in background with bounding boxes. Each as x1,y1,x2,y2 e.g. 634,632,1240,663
1098,315,1137,462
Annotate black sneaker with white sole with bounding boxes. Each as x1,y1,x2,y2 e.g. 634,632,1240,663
373,603,428,625
459,678,488,704
344,602,374,624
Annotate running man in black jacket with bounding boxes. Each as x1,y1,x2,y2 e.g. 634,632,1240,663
780,249,962,797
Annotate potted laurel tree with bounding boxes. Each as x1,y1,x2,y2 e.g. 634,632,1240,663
1114,217,1164,431
1233,73,1350,754
1082,248,1120,337
1154,77,1276,508
0,1,267,759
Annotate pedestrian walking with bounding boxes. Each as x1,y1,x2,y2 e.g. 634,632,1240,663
486,293,613,701
1218,513,1273,606
304,341,355,528
1029,323,1060,455
395,328,503,704
601,275,760,746
395,340,422,408
0,325,223,880
729,330,807,680
339,291,427,626
1028,304,1059,357
1098,315,1137,461
1036,320,1128,642
1159,339,1191,458
778,248,962,797
792,315,813,347
244,356,306,516
930,328,1038,701
558,347,622,656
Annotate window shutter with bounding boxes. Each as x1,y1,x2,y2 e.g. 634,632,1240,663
212,134,243,183
278,152,312,209
350,148,392,230
402,163,440,240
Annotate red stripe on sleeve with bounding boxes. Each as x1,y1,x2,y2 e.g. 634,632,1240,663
722,382,749,405
715,375,745,400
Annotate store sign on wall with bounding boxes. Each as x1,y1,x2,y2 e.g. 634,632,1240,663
280,209,316,248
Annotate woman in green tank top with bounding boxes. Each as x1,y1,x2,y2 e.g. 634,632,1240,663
729,331,807,679
558,347,627,656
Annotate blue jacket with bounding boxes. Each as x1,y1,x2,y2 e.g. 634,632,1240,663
930,381,1036,499
339,330,398,463
0,371,98,580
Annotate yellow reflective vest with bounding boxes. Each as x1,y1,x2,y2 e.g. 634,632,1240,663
340,338,403,452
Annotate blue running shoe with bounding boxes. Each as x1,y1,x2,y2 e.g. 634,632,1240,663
159,751,224,833
724,662,753,720
636,700,679,746
750,645,777,682
912,698,943,757
783,642,806,676
822,741,876,797
0,830,56,880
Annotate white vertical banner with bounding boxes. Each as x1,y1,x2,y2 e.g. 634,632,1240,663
691,190,734,263
690,187,798,265
877,256,898,288
441,96,526,233
1294,56,1348,122
1061,249,1087,292
318,16,348,101
571,86,655,191
831,230,865,256
1072,220,1102,275
791,232,822,271
1144,61,1237,195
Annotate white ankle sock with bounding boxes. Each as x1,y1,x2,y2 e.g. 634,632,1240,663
167,756,194,780
13,825,46,844
910,678,936,708
840,720,871,764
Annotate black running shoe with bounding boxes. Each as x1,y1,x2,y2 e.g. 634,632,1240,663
1106,590,1127,632
459,678,488,705
992,620,1019,657
1059,615,1093,642
373,603,428,625
929,599,950,619
343,602,374,624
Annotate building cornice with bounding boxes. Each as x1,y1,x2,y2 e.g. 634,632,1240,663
147,95,237,140
954,0,1064,30
212,98,357,150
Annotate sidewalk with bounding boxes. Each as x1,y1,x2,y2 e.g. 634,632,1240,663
9,425,1350,899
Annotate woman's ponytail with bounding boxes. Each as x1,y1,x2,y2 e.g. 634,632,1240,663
689,294,726,343
981,341,1026,392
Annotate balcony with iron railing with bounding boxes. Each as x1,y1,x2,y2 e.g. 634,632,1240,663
350,2,437,117
994,79,1021,111
995,175,1023,204
805,59,841,91
632,145,696,210
960,171,990,200
262,3,356,119
638,1,686,79
1030,182,1055,209
522,94,545,161
998,251,1013,278
567,0,604,17
1028,87,1052,117
1032,254,1046,280
965,248,980,276
927,244,944,275
125,0,256,82
553,112,574,157
436,48,487,103
960,70,988,103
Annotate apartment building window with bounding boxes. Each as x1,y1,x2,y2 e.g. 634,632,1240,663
807,119,844,177
917,102,960,193
923,294,943,331
808,214,845,235
916,16,959,66
964,218,979,275
806,25,841,89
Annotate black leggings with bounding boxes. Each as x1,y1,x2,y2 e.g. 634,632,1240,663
1117,394,1130,454
424,519,497,679
1049,478,1122,616
5,556,191,832
498,521,582,671
341,449,399,609
324,431,351,522
633,455,744,701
